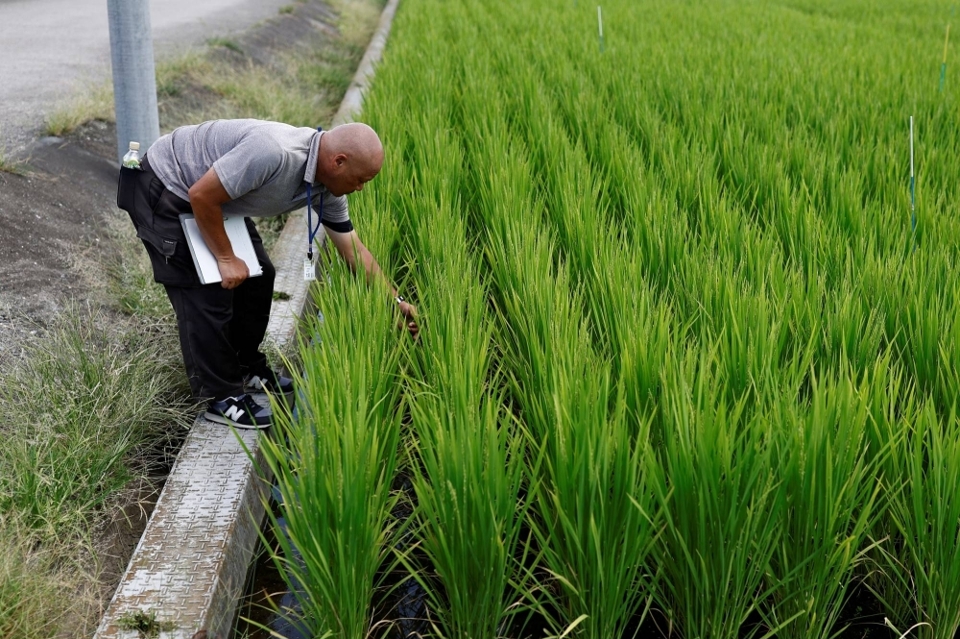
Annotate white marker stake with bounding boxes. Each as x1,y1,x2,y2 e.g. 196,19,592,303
598,6,604,52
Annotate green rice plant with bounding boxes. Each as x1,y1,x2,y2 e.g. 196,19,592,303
648,346,785,639
762,361,894,639
584,244,677,434
870,402,960,639
380,110,535,636
405,322,531,637
460,100,662,637
522,370,661,639
488,254,663,638
255,262,404,639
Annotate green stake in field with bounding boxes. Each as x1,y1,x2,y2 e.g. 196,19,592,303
598,6,604,52
941,23,950,91
910,115,917,247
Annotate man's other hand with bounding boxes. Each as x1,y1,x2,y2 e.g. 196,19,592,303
218,255,250,289
398,301,419,339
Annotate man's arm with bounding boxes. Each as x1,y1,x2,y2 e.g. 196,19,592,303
188,168,248,289
325,228,419,336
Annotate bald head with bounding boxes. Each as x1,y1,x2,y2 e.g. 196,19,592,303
316,122,384,196
325,122,384,166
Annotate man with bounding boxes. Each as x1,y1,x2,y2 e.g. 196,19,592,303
120,119,418,429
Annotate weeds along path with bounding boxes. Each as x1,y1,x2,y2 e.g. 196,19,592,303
271,0,960,638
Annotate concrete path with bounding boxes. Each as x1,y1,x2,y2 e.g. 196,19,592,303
0,0,292,153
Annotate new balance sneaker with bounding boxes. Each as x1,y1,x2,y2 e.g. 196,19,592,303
243,369,295,405
204,394,272,430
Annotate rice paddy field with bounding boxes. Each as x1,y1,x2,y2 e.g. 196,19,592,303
257,0,960,637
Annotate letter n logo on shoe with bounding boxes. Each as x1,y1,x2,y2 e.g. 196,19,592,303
224,405,246,421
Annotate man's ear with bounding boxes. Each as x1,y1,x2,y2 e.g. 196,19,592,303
334,153,347,168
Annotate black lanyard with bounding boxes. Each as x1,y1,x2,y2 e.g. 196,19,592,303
307,126,324,260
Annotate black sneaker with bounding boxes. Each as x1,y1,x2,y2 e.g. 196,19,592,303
243,369,295,405
204,394,272,430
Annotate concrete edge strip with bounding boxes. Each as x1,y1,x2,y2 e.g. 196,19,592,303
93,1,401,637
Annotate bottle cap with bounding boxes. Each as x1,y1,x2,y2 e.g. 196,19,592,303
129,141,140,150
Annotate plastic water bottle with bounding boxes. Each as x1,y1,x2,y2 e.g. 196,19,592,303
122,141,141,169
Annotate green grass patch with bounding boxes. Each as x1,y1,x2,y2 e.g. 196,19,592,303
0,150,26,175
43,85,114,138
0,304,192,542
97,210,177,319
205,37,244,54
35,0,384,139
0,521,73,639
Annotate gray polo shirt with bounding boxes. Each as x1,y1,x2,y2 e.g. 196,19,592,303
146,119,353,232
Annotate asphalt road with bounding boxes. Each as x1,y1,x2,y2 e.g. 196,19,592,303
0,0,292,153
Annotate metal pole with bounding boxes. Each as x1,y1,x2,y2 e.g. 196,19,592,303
107,0,159,164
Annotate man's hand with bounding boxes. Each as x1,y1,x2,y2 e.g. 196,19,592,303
218,255,250,290
188,168,241,289
398,300,419,339
326,228,419,337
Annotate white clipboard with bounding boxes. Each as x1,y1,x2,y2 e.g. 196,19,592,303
179,214,263,285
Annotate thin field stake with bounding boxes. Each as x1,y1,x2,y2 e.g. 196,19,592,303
941,23,951,92
910,116,916,240
598,6,604,52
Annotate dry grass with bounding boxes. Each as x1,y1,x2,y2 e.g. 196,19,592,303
0,136,27,175
330,0,384,49
0,153,26,175
43,85,114,138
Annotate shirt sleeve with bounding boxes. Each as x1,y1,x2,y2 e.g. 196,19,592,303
212,134,284,200
319,192,353,233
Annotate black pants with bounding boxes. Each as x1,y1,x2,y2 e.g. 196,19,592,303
122,157,276,401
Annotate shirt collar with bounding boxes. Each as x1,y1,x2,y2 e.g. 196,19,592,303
304,129,323,186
